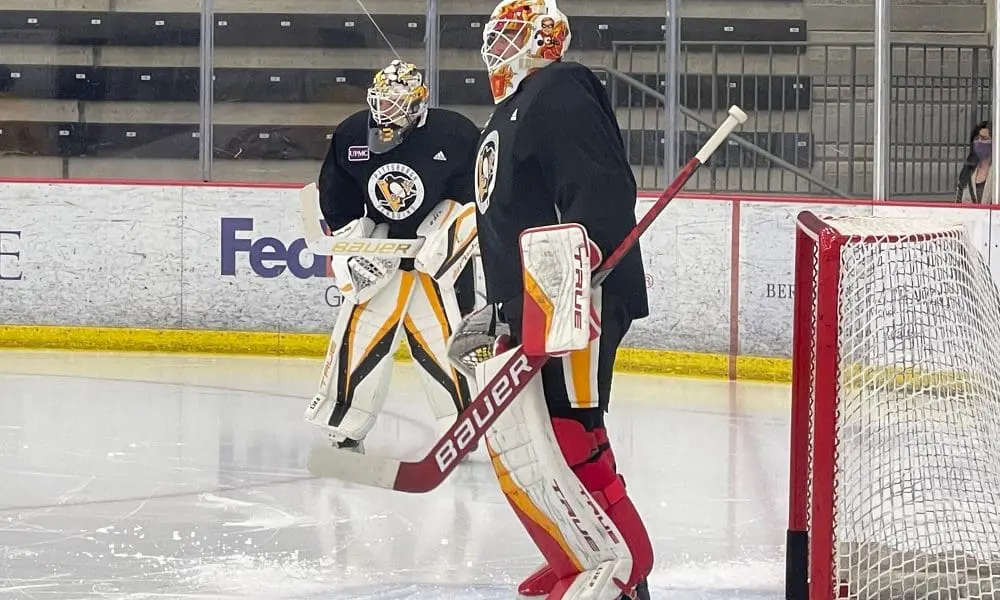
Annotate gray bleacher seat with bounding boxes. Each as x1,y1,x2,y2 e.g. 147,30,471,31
436,15,806,52
215,125,331,161
0,7,812,183
213,13,424,49
0,121,85,157
1,61,810,112
85,123,199,159
0,11,199,46
0,65,198,102
626,129,813,168
682,18,806,51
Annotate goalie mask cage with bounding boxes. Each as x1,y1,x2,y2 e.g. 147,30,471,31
785,211,1000,600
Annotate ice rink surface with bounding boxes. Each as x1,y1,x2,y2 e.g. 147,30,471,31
0,350,790,599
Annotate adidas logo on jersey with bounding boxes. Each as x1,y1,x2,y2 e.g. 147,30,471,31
510,109,518,121
434,151,447,161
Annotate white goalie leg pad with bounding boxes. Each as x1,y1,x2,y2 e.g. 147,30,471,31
519,224,602,357
477,348,632,600
404,272,478,438
303,270,418,441
415,200,479,290
331,219,402,304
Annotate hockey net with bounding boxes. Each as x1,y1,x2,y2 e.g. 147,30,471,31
786,212,1000,600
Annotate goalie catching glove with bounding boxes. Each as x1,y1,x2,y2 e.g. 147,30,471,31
414,200,478,290
519,223,602,357
328,217,400,304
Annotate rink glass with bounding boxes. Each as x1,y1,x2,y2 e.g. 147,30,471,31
0,4,202,180
207,0,430,183
0,1,990,199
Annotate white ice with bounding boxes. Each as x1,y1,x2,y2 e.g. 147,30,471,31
0,350,790,599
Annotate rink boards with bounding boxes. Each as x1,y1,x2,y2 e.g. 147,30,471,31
1,178,998,381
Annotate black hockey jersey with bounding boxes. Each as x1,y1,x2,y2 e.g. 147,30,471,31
318,108,482,238
473,61,650,320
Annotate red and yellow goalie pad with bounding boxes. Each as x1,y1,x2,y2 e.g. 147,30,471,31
519,223,602,357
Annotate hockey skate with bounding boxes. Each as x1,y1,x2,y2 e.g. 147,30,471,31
329,434,365,454
518,567,649,599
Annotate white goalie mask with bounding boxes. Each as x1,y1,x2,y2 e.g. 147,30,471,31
366,60,429,153
481,0,571,104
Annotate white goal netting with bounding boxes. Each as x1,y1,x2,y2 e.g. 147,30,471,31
803,216,1000,600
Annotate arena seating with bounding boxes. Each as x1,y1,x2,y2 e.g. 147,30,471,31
0,6,809,181
0,11,806,50
0,65,811,110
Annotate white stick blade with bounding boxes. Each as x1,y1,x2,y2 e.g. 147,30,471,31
307,443,403,489
299,183,328,249
728,105,749,124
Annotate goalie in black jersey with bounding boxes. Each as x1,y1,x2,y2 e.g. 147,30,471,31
302,60,482,454
466,1,653,598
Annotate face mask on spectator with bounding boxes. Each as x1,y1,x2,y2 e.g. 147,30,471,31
974,140,992,161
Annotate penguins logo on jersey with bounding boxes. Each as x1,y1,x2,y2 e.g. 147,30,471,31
475,130,499,214
367,163,425,220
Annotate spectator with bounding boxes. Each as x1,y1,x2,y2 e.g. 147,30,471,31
957,121,994,204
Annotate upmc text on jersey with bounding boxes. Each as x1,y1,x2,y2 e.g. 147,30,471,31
220,218,343,307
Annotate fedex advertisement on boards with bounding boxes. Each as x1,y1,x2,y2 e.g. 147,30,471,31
0,229,22,282
220,217,343,308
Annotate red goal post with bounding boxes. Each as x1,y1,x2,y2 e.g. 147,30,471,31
785,211,1000,600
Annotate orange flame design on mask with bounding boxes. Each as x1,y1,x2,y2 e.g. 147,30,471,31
490,64,515,100
494,0,540,21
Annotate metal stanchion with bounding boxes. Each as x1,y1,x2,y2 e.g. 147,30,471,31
873,0,890,200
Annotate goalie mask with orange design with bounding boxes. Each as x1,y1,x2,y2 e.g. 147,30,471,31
481,0,571,104
366,60,429,153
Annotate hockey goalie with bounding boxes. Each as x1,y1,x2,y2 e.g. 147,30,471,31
302,60,483,453
462,0,654,598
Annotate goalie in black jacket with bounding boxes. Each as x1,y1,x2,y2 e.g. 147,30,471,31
302,60,482,455
469,1,653,599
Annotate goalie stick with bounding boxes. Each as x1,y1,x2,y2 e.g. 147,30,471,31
299,182,425,258
307,105,749,493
